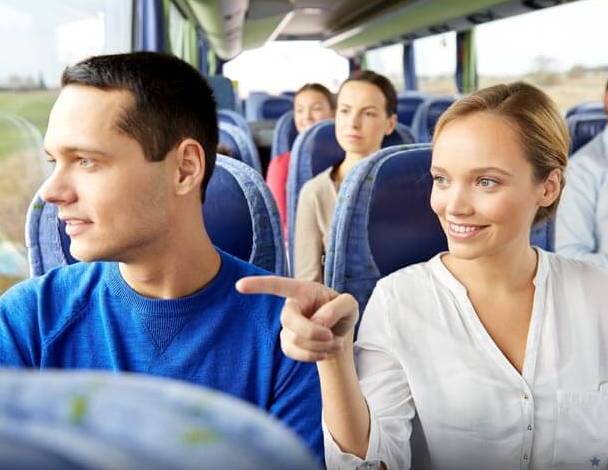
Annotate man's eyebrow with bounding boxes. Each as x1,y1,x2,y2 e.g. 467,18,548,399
43,147,111,158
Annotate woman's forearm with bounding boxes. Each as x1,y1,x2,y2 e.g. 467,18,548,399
317,341,371,458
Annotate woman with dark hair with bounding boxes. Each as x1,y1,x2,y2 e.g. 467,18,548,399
239,82,608,469
266,83,335,236
294,71,397,282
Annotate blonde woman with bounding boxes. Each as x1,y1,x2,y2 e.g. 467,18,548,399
239,82,608,469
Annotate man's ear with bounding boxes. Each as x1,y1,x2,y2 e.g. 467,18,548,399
174,138,205,196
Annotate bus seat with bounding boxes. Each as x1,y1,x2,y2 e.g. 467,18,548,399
207,75,237,111
565,101,604,119
218,122,262,173
286,120,415,270
245,92,270,121
566,112,607,154
271,111,298,159
260,97,293,120
26,156,286,276
218,109,253,139
324,145,555,312
394,122,416,145
281,91,296,98
410,96,456,143
397,94,426,128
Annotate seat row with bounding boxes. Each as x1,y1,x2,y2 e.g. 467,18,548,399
28,145,554,313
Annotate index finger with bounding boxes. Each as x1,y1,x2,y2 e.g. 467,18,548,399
236,275,305,298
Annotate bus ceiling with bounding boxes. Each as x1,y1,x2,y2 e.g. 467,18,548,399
186,0,577,61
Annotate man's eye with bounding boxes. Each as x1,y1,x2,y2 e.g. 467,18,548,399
78,158,94,168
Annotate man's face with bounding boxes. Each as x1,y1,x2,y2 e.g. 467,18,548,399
41,85,174,263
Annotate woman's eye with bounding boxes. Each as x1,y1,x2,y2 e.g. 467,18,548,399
478,177,498,188
432,175,447,185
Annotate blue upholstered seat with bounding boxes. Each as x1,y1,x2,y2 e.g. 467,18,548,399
207,75,237,111
324,145,555,312
218,109,252,139
260,97,293,120
565,101,604,119
218,122,262,173
397,93,426,128
566,112,607,154
410,96,456,143
271,111,298,159
286,120,416,269
26,156,286,276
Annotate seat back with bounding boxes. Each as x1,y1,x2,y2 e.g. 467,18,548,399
567,112,607,154
271,110,298,159
218,109,252,139
397,94,426,128
286,120,415,267
325,145,555,312
26,156,286,276
218,122,262,173
565,101,604,119
260,97,293,120
245,91,270,121
410,96,456,143
208,75,237,111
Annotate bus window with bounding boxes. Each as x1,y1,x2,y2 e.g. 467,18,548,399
414,32,457,96
476,0,607,112
0,0,132,292
364,44,405,91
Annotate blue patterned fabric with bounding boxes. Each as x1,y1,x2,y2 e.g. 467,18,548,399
410,96,456,143
286,120,415,267
325,145,555,313
218,109,252,139
26,156,286,276
271,111,298,159
566,112,607,154
218,122,262,173
260,97,293,120
565,101,604,119
207,75,237,111
0,370,319,470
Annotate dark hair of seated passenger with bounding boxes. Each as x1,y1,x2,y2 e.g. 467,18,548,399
338,70,398,117
295,83,336,110
217,143,233,157
61,52,218,203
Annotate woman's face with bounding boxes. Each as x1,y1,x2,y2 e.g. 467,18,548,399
335,81,396,158
430,111,559,261
294,90,334,133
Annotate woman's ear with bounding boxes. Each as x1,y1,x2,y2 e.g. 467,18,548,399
538,168,562,208
385,114,398,136
174,138,205,197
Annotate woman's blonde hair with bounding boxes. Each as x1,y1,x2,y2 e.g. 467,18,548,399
433,82,569,224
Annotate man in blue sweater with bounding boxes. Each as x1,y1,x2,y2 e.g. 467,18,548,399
0,52,322,459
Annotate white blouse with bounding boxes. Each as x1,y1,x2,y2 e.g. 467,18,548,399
324,249,608,470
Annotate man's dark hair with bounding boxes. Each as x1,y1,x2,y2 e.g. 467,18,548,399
62,52,218,202
338,70,398,117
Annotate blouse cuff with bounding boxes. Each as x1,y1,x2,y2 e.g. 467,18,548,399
322,409,385,469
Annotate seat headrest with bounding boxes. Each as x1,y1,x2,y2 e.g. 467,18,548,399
260,97,293,120
567,113,607,154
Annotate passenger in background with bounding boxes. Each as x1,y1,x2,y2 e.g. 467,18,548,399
556,79,608,267
294,72,397,282
266,83,335,235
238,82,608,469
0,52,323,460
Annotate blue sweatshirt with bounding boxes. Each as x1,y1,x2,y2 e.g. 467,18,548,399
0,250,323,459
